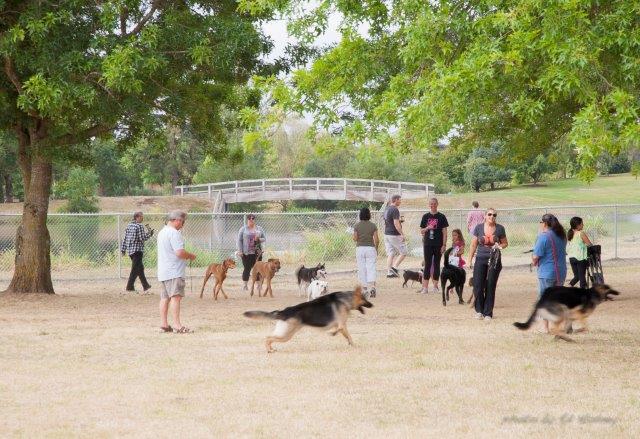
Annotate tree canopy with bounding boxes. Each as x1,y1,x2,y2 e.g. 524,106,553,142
242,0,640,180
0,0,276,293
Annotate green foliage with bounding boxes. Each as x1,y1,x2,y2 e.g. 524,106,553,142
512,154,556,185
464,146,511,191
304,227,352,261
242,0,640,179
55,168,100,213
632,162,640,180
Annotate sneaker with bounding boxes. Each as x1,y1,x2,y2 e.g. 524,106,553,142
420,288,429,294
143,285,152,294
386,271,398,278
484,316,492,321
369,288,376,298
391,267,400,275
431,286,440,294
475,313,484,320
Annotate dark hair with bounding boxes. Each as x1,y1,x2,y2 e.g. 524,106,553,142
472,201,479,208
391,194,401,203
568,216,583,241
541,214,566,241
359,207,371,221
452,228,465,244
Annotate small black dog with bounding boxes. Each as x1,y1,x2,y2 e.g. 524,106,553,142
402,270,423,288
440,247,466,306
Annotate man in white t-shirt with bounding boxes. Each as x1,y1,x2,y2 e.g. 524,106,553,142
157,210,196,333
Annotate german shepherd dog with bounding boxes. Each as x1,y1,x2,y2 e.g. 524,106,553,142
295,263,327,296
250,258,281,298
244,286,373,352
513,284,619,341
402,270,423,288
440,247,466,306
199,258,236,300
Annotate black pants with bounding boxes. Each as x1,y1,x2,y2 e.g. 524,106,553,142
423,246,442,281
241,253,262,282
569,258,588,288
126,251,150,291
473,257,502,317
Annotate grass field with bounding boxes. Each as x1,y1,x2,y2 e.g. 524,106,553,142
416,173,640,209
1,263,639,437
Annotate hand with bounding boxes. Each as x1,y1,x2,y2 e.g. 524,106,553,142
420,229,426,236
492,243,500,250
441,245,446,254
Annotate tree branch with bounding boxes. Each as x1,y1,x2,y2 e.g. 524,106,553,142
125,1,160,38
4,56,22,92
52,124,113,147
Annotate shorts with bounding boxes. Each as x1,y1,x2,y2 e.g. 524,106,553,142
384,235,408,257
160,277,186,299
538,277,559,297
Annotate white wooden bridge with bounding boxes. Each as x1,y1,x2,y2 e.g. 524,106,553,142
175,178,434,212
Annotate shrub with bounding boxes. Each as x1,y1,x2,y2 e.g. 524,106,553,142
55,168,100,213
304,227,353,261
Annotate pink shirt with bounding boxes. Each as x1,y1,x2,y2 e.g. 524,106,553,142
467,209,485,234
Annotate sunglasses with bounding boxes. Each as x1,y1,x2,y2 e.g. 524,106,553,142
487,213,497,217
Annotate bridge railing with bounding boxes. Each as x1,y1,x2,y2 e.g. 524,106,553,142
176,178,434,199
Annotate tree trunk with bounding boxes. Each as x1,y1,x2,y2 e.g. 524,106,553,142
4,173,13,202
0,173,4,202
3,149,55,294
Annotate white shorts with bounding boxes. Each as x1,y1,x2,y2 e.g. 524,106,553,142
384,235,408,257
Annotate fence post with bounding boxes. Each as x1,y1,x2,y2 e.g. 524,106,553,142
117,214,121,279
210,212,214,251
208,184,211,199
614,205,618,259
343,179,347,199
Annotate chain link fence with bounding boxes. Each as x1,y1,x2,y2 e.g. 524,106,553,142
1,205,639,282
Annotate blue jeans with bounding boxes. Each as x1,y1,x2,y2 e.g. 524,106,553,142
538,277,560,297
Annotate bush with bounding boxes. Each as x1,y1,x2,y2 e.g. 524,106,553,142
304,227,353,261
55,168,100,213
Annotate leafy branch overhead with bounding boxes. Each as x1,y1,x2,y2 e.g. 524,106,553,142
240,0,640,179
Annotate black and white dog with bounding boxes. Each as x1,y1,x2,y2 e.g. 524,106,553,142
295,263,327,296
440,247,466,306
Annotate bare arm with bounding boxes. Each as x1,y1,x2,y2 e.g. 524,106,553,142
373,230,380,250
394,219,403,236
352,230,358,242
441,227,448,249
499,236,509,250
175,249,196,260
469,236,478,263
581,231,592,246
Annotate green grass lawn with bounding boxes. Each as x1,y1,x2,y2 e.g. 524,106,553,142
409,173,640,209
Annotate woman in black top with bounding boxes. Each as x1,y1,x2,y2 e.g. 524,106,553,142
419,198,449,294
468,208,508,320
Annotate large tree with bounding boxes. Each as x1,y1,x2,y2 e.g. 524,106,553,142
1,1,272,294
242,0,640,179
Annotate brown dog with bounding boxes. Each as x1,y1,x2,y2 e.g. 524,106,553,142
199,258,237,300
250,258,281,297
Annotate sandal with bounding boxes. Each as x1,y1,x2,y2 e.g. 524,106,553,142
160,326,173,333
174,326,192,334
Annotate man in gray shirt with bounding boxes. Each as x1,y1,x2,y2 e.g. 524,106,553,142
383,194,407,277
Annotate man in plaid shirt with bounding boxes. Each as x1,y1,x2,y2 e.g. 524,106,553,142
121,211,154,292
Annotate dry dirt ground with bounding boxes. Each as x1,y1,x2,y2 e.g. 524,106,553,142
1,263,639,438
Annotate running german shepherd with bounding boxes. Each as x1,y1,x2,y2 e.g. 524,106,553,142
513,284,619,341
243,286,373,352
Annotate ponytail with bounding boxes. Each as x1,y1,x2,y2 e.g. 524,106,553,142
568,216,582,241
